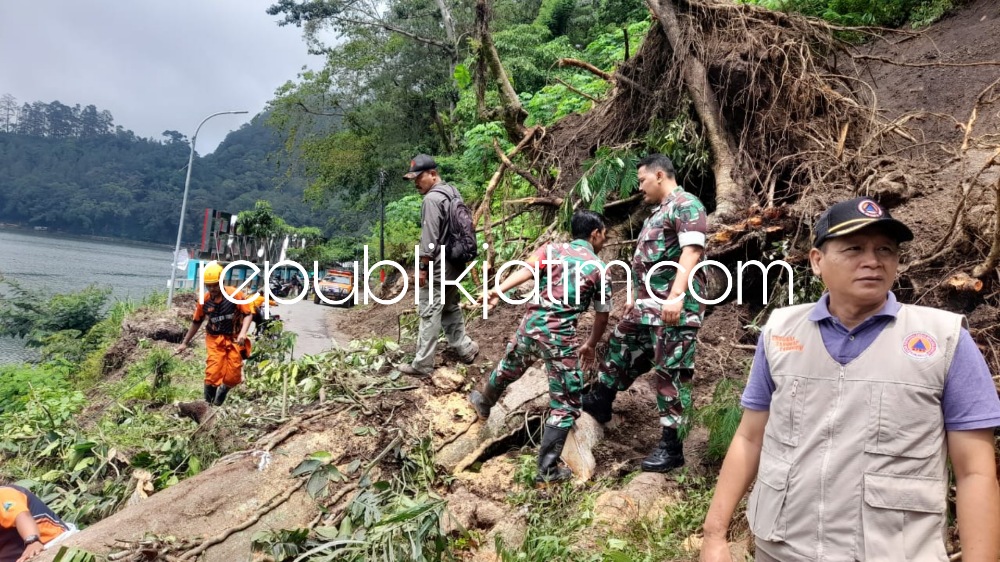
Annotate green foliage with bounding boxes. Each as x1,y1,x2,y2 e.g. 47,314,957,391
0,363,71,415
0,278,110,347
120,348,184,404
238,199,292,238
575,148,640,213
368,194,423,263
52,546,98,562
695,377,746,463
599,474,717,561
646,112,712,187
534,0,578,37
743,0,955,28
498,458,600,561
252,528,311,562
583,19,652,70
0,110,335,243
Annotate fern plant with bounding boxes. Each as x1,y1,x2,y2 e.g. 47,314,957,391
574,148,640,213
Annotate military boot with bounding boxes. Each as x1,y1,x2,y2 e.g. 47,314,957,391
214,384,232,406
534,424,573,486
641,426,685,473
581,383,617,423
467,380,501,420
204,384,218,405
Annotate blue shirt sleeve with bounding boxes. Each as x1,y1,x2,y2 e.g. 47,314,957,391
741,332,775,411
942,328,1000,431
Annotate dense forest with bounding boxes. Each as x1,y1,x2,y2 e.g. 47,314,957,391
0,97,364,245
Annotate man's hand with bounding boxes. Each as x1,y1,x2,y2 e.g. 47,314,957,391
578,342,596,365
175,342,189,356
699,536,732,562
235,334,246,347
481,289,502,310
418,268,428,286
16,542,43,562
661,296,684,325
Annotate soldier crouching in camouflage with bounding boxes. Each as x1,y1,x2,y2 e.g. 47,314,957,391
468,210,612,485
583,153,708,473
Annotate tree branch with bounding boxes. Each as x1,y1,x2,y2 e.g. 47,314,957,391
557,58,652,96
554,78,601,102
493,139,546,191
335,15,456,53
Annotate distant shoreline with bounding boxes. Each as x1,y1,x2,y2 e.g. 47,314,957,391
0,224,175,251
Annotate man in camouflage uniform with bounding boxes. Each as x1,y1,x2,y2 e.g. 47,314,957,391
583,153,707,473
468,210,612,485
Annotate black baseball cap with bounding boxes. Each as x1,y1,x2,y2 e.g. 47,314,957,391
812,197,914,248
403,154,437,179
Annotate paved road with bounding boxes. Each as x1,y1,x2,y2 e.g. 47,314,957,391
267,297,349,357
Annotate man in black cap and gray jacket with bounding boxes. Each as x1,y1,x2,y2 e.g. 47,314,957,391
397,154,479,376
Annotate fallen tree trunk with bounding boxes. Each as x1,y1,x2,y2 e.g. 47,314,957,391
646,0,744,218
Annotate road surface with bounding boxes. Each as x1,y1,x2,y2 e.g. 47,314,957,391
266,298,349,357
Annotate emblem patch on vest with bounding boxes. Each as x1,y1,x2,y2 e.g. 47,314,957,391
903,332,937,358
771,335,804,352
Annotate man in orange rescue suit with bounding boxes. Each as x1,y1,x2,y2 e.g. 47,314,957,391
177,261,254,406
1,484,76,562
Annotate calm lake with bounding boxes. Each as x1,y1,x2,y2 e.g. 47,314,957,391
0,228,174,364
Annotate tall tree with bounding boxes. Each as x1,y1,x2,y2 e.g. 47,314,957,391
46,101,78,138
0,94,18,133
17,102,47,136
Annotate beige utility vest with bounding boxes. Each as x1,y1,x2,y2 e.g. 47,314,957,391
748,303,964,561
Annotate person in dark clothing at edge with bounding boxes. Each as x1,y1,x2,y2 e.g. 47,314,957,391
468,210,612,485
1,484,77,562
396,154,480,376
582,153,709,473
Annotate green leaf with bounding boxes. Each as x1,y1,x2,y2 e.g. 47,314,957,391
374,500,439,526
308,451,333,462
453,64,472,90
346,459,361,474
606,538,628,550
325,465,347,483
291,459,321,477
314,526,341,540
40,469,63,482
306,470,329,498
578,175,592,201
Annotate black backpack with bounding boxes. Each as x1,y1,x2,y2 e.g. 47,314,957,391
432,185,478,264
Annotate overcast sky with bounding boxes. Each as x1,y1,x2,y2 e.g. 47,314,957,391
0,0,323,153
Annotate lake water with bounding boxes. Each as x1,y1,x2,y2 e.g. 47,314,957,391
0,229,174,364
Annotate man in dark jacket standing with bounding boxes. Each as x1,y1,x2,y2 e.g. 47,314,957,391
397,154,479,376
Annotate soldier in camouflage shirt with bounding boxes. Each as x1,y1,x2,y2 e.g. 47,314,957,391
583,153,708,473
468,210,612,485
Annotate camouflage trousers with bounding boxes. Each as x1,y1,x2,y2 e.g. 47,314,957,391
488,331,582,430
598,320,697,428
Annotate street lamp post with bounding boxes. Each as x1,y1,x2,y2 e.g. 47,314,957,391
167,110,249,307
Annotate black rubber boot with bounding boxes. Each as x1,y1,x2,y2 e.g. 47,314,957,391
467,381,502,420
534,424,573,486
204,384,218,404
641,426,685,473
581,383,617,423
213,384,231,406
